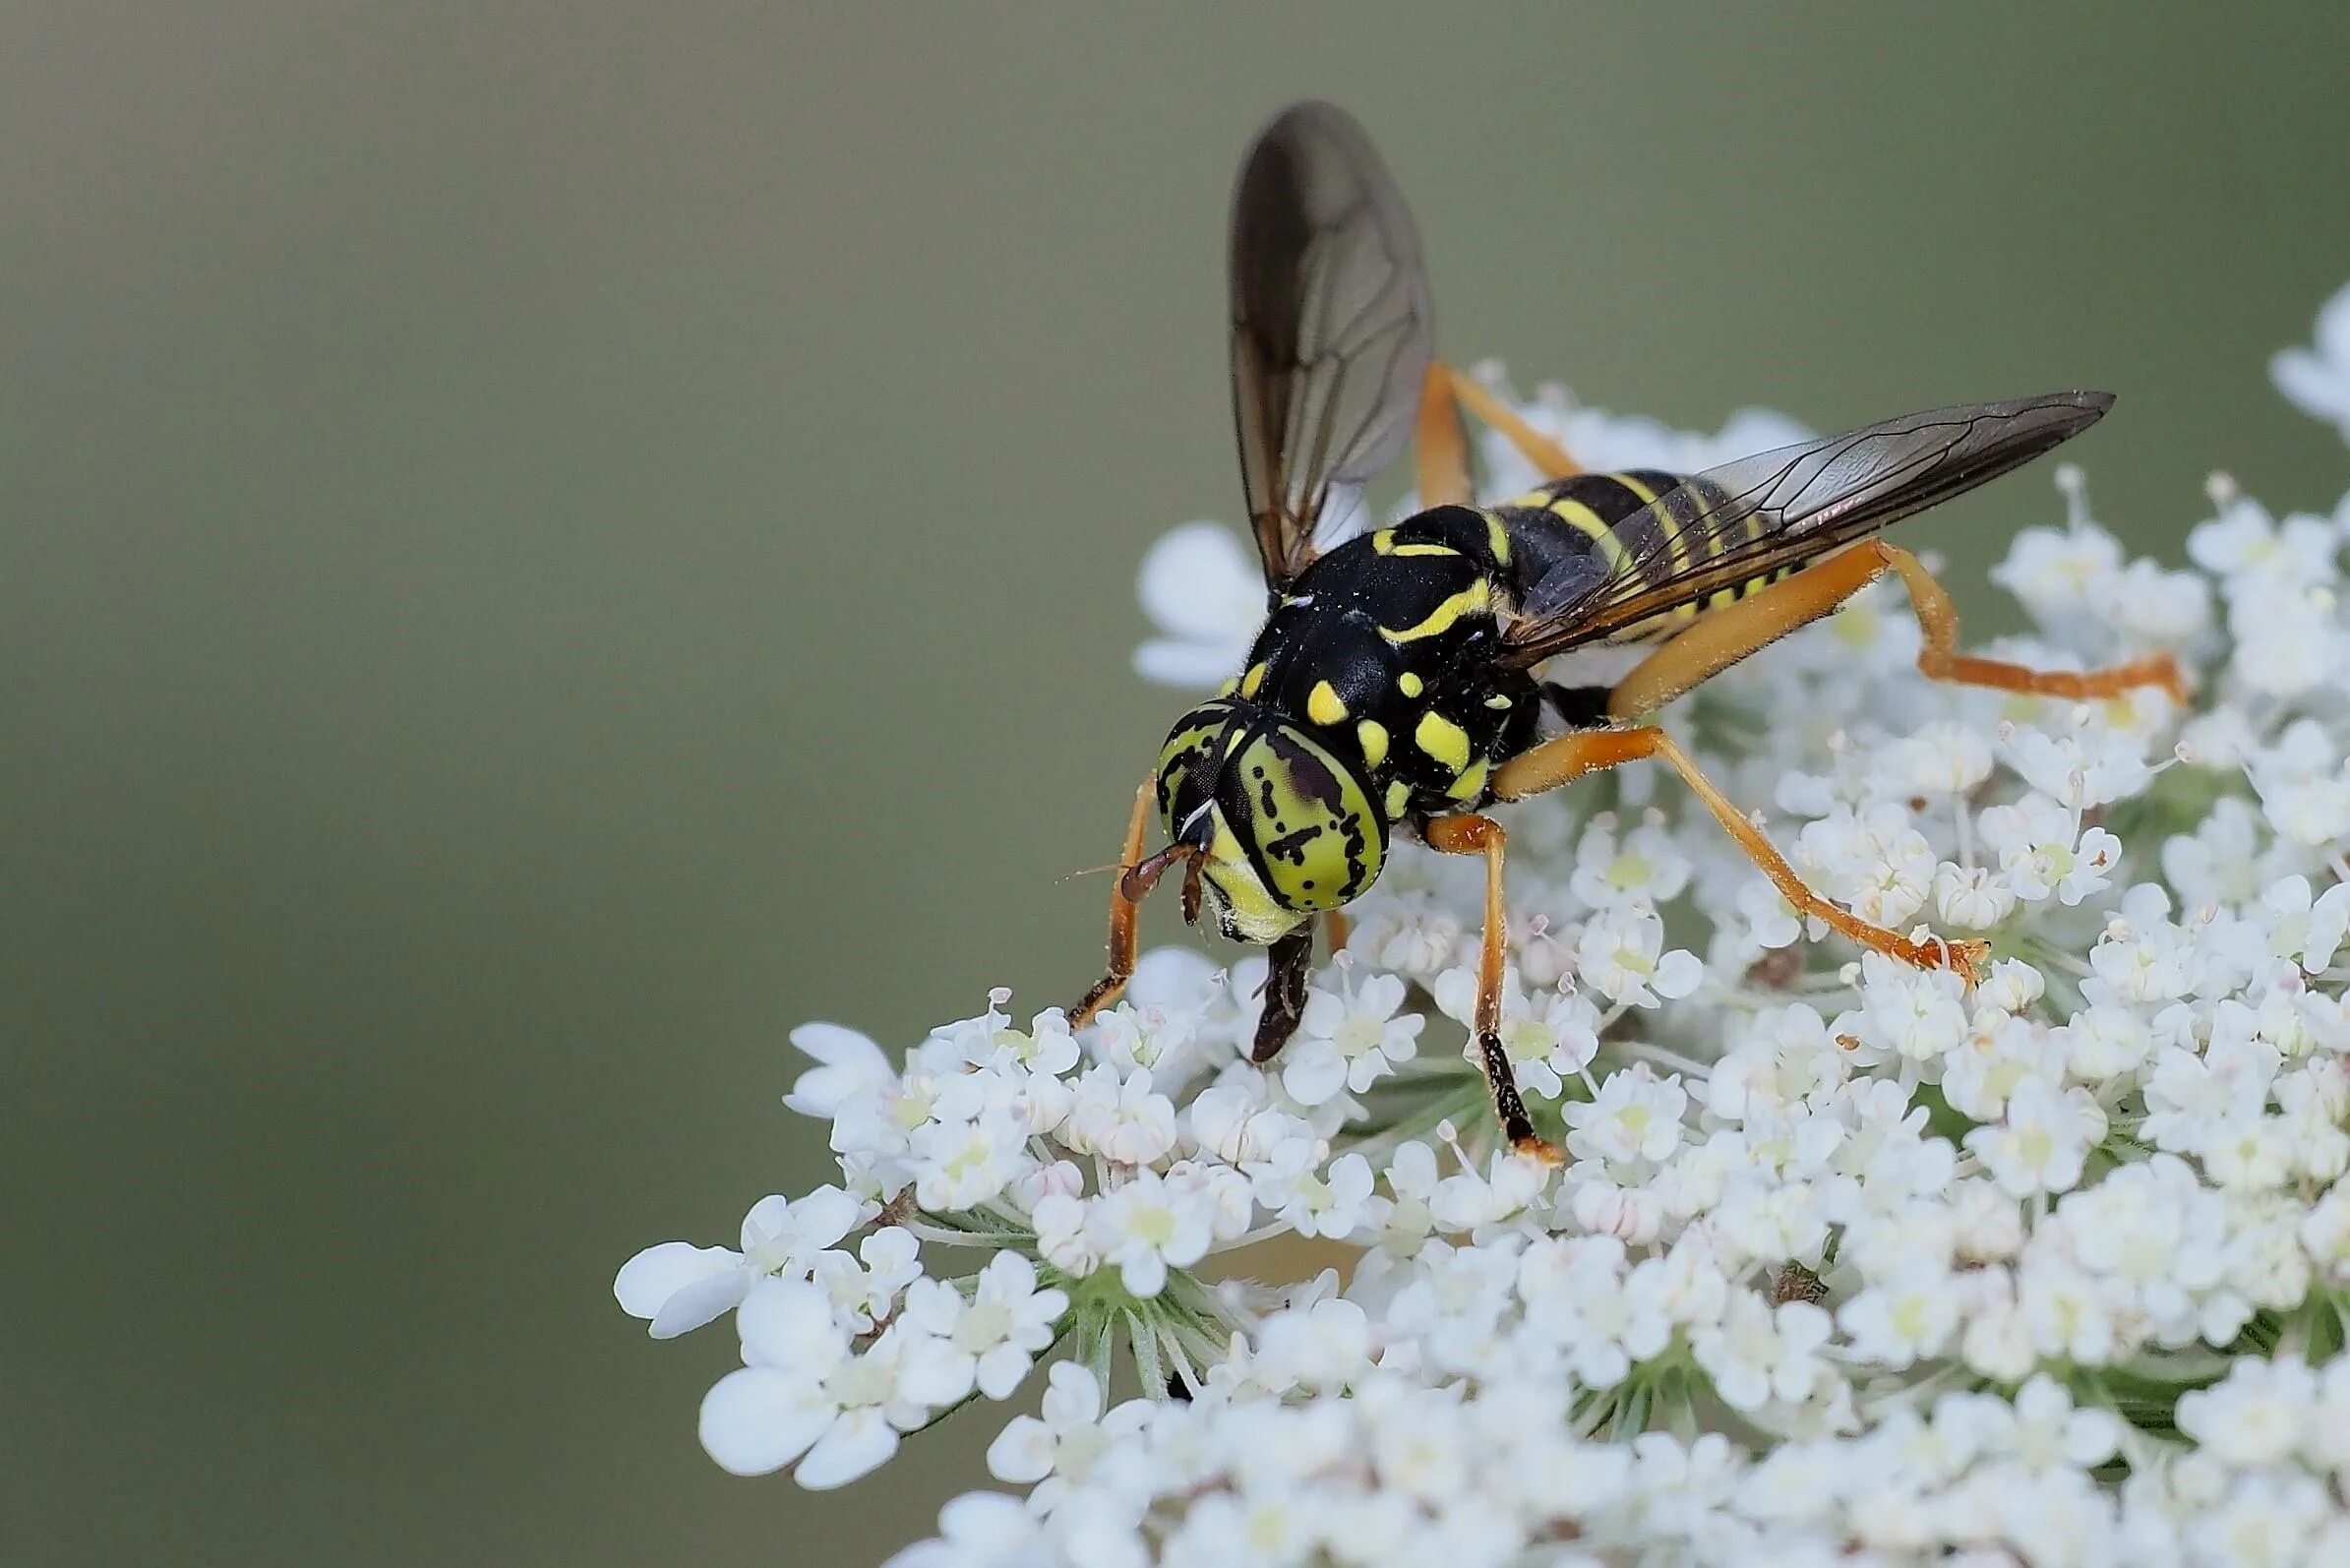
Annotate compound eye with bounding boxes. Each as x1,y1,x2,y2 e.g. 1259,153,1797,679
1228,727,1386,911
1155,706,1231,838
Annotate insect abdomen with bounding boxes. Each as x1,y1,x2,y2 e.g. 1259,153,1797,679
1493,471,1795,641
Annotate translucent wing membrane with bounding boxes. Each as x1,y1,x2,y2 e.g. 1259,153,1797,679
1503,392,2113,664
1231,101,1435,590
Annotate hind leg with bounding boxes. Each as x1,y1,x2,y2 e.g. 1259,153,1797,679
1603,540,2186,722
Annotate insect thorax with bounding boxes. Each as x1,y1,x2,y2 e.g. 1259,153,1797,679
1231,507,1543,832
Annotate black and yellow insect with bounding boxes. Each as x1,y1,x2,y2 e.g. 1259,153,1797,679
1070,102,2183,1159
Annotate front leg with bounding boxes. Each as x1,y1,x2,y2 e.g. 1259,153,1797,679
1069,775,1160,1026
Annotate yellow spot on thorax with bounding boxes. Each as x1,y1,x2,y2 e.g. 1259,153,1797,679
1241,661,1268,698
1385,779,1413,818
1398,672,1423,697
1415,710,1471,771
1306,680,1348,725
1447,757,1490,800
1356,719,1389,769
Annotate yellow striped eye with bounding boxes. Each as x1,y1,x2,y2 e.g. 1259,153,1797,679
1223,724,1384,912
1155,703,1386,924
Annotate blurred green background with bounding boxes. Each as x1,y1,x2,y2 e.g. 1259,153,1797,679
9,4,2350,1563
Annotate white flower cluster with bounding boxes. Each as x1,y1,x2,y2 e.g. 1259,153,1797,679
618,298,2350,1564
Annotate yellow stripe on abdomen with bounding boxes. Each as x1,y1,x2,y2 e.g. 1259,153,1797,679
1542,496,1633,573
1612,473,1686,577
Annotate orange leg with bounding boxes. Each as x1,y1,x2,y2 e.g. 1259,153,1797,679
1069,775,1159,1026
1421,813,1563,1165
1449,367,1583,481
1492,727,1989,986
1416,362,1475,507
1604,539,2186,722
1322,909,1352,958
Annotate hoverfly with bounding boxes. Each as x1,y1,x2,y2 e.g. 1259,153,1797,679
1068,101,2183,1160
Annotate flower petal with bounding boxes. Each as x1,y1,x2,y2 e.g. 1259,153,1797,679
985,1414,1056,1482
784,1023,893,1116
1040,1360,1104,1425
787,1185,865,1251
2272,348,2350,423
736,1278,845,1366
648,1266,753,1341
1127,945,1218,1007
614,1241,740,1330
894,1337,977,1408
697,1367,831,1476
739,1193,796,1251
794,1407,901,1489
2317,279,2350,364
1136,521,1260,639
788,1020,888,1071
1281,1046,1349,1109
975,1342,1031,1402
1117,1248,1168,1299
1134,636,1241,690
934,1491,1042,1550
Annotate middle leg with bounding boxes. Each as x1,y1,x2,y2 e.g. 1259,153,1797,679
1421,813,1563,1165
1321,909,1352,957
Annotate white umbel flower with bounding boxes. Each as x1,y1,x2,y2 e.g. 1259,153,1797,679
895,1251,1069,1405
615,1184,866,1339
1277,968,1423,1106
620,313,2350,1565
1132,520,1263,688
2270,279,2350,440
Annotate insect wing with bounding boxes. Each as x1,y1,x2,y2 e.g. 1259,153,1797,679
1231,101,1435,589
1504,392,2113,661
